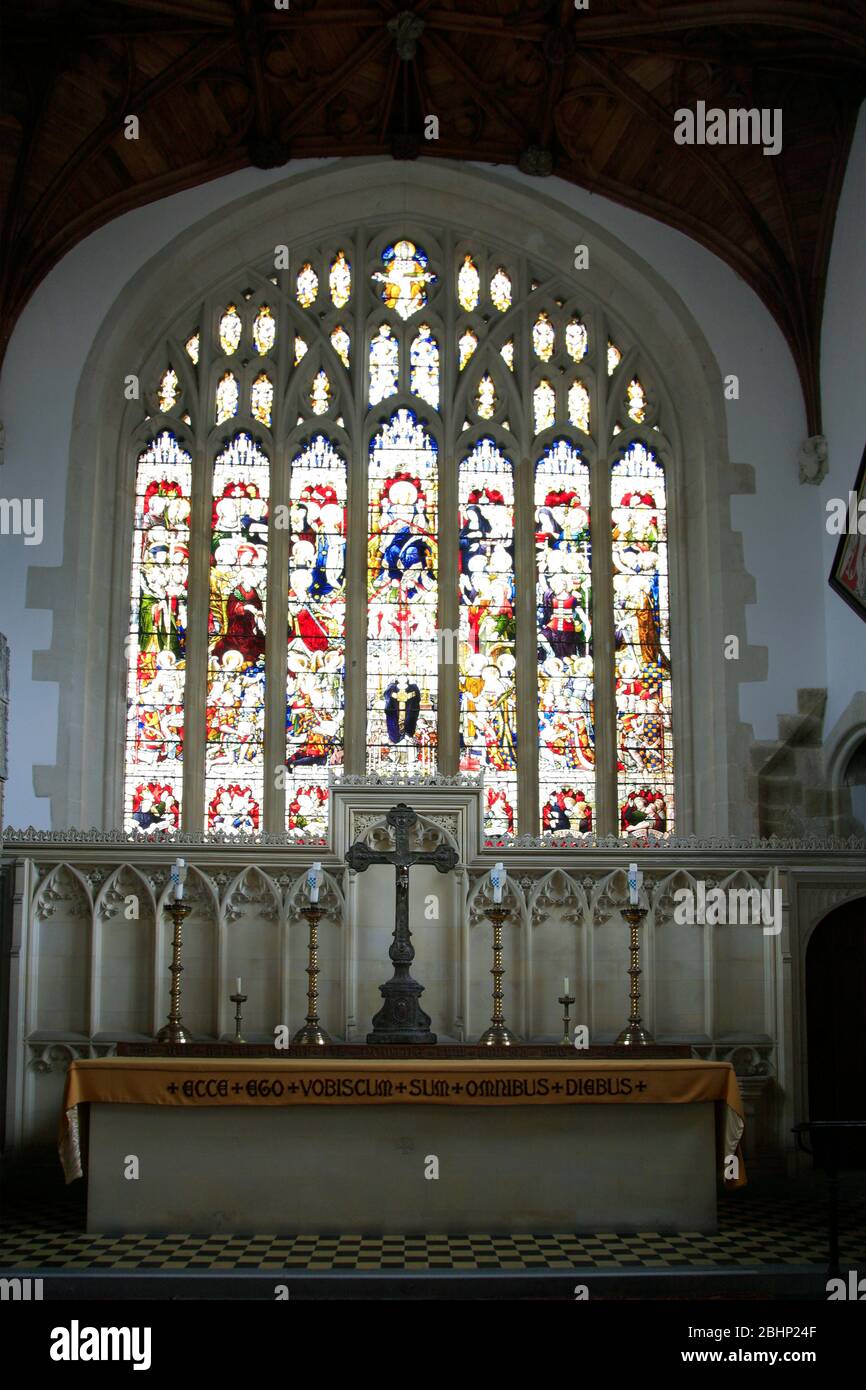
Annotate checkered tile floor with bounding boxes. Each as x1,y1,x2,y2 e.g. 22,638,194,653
1,1178,864,1271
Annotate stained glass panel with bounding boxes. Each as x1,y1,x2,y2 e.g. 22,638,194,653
612,441,673,837
607,340,622,376
330,325,350,369
310,370,331,416
286,435,347,839
366,409,438,774
329,250,352,308
458,254,480,311
184,333,200,365
533,312,555,361
124,431,191,833
458,439,517,835
372,240,436,320
568,380,591,434
476,373,497,420
252,305,276,356
294,336,308,366
215,371,239,424
205,433,269,834
535,439,594,837
533,379,556,434
219,304,242,356
500,339,514,372
369,324,399,405
158,367,179,413
490,267,512,312
566,318,588,364
459,328,478,371
251,372,273,427
410,324,440,410
297,263,318,309
627,377,647,423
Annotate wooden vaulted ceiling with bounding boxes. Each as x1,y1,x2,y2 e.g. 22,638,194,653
1,1,865,431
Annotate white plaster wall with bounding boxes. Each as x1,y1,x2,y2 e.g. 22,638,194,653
0,152,831,827
820,103,866,736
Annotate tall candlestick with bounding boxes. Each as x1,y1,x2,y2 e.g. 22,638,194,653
307,861,322,903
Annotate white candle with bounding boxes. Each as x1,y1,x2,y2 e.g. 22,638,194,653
563,977,570,995
491,862,505,904
236,977,242,995
307,861,322,903
172,857,185,901
628,861,641,905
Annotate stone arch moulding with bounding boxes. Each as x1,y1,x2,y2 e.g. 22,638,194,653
25,156,756,838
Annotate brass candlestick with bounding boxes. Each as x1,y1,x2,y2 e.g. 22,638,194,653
229,992,247,1043
156,899,193,1043
615,904,654,1046
292,903,332,1046
558,993,576,1046
478,904,519,1045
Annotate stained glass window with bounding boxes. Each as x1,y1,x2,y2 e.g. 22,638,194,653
329,250,352,308
410,324,440,410
294,336,308,366
158,367,179,413
627,378,647,423
310,370,331,416
216,371,239,424
369,324,399,405
458,254,480,311
219,305,242,356
459,328,478,371
533,312,555,361
366,409,438,774
252,305,276,356
458,439,517,834
568,380,591,435
566,318,588,363
124,431,191,833
533,380,556,434
500,339,514,372
612,442,673,837
286,435,347,839
536,439,594,837
373,240,436,320
205,433,269,834
607,340,622,375
330,325,350,369
476,374,497,420
297,263,318,309
490,267,512,312
184,333,200,365
251,372,273,427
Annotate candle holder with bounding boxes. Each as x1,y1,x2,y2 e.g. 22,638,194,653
229,992,248,1043
156,899,193,1044
615,904,655,1046
557,993,576,1046
478,904,519,1045
293,903,332,1046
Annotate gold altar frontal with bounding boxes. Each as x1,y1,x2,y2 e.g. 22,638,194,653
62,1057,745,1235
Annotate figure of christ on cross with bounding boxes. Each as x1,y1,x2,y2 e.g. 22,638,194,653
345,802,458,1043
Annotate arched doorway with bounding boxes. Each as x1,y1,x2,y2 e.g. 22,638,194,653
805,895,866,1167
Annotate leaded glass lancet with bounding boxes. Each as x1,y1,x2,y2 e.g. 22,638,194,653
124,431,191,833
612,441,673,835
366,408,438,774
205,433,269,834
458,439,517,834
286,434,347,839
536,439,595,837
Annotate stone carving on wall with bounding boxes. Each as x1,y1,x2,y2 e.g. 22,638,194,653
798,434,828,485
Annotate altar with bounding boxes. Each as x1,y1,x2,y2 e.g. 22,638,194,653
62,1057,744,1236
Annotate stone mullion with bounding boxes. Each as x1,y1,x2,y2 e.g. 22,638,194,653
263,320,290,831
182,418,212,831
438,228,459,776
516,286,539,837
591,308,617,838
343,233,369,776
